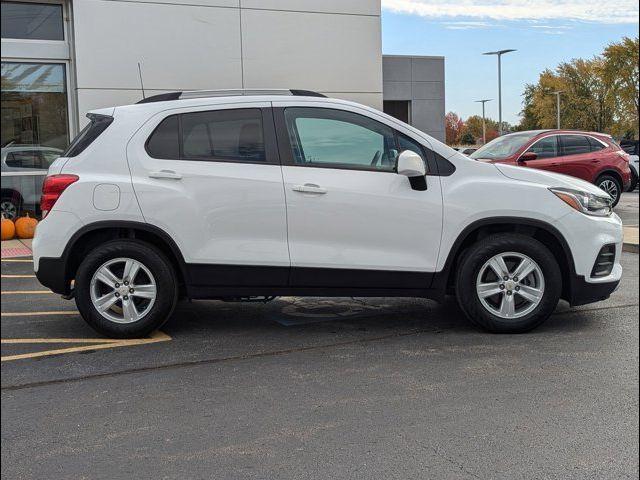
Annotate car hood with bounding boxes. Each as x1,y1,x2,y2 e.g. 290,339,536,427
494,163,607,196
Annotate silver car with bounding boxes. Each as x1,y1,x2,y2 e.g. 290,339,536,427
1,144,62,219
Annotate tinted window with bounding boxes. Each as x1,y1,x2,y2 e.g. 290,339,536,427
5,150,40,169
181,109,265,162
63,114,113,157
561,135,591,156
1,2,64,40
527,136,558,159
285,108,397,171
398,133,426,162
146,115,179,159
587,136,605,152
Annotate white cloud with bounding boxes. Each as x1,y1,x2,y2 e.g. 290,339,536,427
382,0,640,24
443,21,496,29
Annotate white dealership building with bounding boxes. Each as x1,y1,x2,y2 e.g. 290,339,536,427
1,0,445,153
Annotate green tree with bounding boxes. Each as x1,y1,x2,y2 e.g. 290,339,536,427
603,36,639,137
458,131,476,145
516,36,638,137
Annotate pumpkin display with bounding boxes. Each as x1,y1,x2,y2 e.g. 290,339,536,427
15,213,38,240
1,215,15,241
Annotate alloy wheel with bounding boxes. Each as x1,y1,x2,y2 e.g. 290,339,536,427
476,252,545,320
89,257,157,324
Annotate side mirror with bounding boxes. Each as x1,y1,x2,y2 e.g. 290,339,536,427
397,150,427,191
519,151,537,162
397,150,426,177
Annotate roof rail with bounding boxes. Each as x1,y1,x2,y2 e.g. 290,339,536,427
136,89,326,104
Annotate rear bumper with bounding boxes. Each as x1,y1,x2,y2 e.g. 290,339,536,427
35,257,69,295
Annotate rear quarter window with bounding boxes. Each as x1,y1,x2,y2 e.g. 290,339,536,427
63,114,114,157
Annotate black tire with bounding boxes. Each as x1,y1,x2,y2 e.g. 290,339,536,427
74,240,178,338
1,196,20,220
455,233,562,333
627,171,638,192
596,174,622,207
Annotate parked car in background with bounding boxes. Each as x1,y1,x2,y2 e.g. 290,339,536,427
620,140,638,191
470,130,632,206
32,90,623,338
1,144,62,219
460,147,477,155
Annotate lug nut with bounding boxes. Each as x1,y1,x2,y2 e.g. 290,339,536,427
115,292,120,297
123,295,129,300
513,277,519,282
124,281,129,286
129,288,134,293
503,276,509,281
515,286,520,291
507,291,513,296
500,284,505,290
115,283,120,288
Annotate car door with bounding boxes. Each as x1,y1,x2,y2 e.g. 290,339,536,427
273,103,443,290
520,135,563,174
555,135,599,181
127,104,290,286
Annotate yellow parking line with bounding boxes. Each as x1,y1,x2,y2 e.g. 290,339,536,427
2,337,123,344
1,259,33,263
1,331,172,362
1,274,36,278
1,311,78,317
2,290,52,295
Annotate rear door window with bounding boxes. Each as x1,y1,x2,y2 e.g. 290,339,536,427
146,109,266,163
560,135,591,156
181,109,265,162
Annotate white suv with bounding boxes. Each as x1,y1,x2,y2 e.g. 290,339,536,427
33,90,623,338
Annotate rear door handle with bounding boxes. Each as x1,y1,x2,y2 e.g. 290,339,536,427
292,183,327,194
149,169,182,180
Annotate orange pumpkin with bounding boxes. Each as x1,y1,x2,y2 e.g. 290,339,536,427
1,215,15,241
15,213,38,239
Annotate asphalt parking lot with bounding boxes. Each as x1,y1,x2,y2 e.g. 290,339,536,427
1,200,638,479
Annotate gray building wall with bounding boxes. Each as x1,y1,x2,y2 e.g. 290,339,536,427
71,0,383,128
382,55,445,143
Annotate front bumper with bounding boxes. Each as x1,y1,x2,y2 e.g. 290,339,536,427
567,275,620,306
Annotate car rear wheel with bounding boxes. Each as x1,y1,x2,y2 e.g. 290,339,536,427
455,233,562,333
74,240,178,338
596,174,622,207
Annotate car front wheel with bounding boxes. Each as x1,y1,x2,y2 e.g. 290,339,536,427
455,233,562,333
596,175,622,207
74,240,178,338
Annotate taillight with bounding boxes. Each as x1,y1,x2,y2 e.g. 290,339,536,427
41,174,79,217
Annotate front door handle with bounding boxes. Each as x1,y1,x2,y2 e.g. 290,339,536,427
149,169,182,180
292,183,327,194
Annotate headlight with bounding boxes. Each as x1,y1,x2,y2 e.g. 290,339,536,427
549,187,613,217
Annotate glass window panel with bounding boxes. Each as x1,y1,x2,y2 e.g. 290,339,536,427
561,135,591,156
285,108,397,171
146,115,179,159
528,136,558,159
1,62,69,150
181,109,265,162
1,2,64,40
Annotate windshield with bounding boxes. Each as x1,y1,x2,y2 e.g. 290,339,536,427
470,132,539,160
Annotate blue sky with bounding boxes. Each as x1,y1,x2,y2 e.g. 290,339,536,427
381,0,639,125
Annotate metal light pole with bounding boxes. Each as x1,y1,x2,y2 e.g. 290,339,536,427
483,49,516,135
550,91,563,129
475,99,492,144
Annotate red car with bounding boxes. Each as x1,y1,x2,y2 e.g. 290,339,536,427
470,130,632,206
